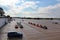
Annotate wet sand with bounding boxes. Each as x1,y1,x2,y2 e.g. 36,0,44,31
0,19,60,40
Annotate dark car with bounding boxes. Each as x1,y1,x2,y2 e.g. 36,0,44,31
20,25,23,29
7,32,23,39
17,22,23,29
43,26,48,29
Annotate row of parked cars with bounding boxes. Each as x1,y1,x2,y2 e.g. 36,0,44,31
7,22,23,39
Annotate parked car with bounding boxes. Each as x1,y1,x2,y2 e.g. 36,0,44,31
17,22,21,25
53,22,58,24
43,26,48,29
20,25,23,29
7,32,23,39
17,22,23,29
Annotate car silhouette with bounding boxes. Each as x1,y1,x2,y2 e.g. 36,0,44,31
17,22,23,29
7,32,23,39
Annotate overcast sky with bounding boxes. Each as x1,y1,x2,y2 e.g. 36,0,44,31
0,0,60,18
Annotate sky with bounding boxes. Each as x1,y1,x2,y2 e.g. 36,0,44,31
0,0,60,18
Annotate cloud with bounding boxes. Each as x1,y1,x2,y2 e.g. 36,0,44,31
35,3,60,18
0,0,60,18
5,3,60,18
17,1,38,9
3,0,38,17
19,3,60,18
23,1,37,7
0,0,20,6
57,0,60,1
